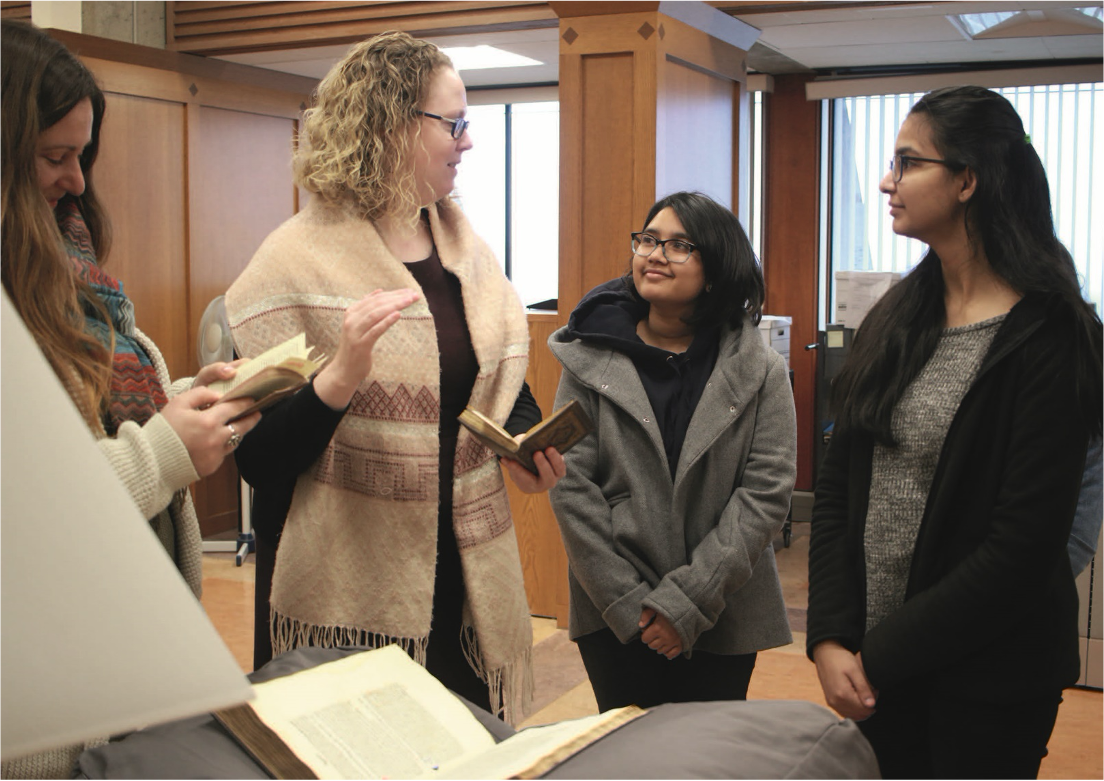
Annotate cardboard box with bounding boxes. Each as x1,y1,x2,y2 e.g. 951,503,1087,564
758,315,791,368
835,271,903,329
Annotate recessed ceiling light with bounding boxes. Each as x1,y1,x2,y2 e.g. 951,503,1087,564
439,45,541,71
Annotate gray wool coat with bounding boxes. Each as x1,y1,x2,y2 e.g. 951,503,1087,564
548,317,797,657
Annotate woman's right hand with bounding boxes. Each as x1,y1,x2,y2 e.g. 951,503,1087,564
812,640,878,721
313,289,421,410
159,387,262,477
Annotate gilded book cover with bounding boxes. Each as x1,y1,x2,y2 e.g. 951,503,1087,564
458,400,593,474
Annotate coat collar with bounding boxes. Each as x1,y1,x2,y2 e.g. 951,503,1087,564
551,316,776,482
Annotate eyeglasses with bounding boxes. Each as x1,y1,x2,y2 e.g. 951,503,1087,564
417,110,470,140
631,232,697,264
889,154,958,183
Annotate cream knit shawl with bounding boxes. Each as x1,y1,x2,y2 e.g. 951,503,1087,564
225,196,533,721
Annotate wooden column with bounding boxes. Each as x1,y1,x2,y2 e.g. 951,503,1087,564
553,2,758,318
762,74,820,492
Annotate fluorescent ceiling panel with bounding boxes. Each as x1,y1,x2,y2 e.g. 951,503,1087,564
441,45,541,71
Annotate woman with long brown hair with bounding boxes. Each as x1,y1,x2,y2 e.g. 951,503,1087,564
1,19,263,778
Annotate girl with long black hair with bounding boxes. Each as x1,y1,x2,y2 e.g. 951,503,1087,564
807,85,1102,779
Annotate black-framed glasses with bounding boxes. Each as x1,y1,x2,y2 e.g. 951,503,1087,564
889,154,958,183
417,110,470,140
631,232,697,264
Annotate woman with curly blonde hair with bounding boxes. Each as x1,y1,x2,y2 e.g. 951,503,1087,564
226,31,564,722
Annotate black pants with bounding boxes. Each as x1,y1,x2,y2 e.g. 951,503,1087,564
576,627,757,712
857,680,1063,779
425,468,494,714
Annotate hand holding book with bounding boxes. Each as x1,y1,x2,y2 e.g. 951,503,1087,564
458,400,593,476
207,333,327,422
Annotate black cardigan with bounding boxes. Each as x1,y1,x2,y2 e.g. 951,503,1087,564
807,293,1090,702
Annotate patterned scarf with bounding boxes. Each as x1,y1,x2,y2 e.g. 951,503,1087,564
57,200,167,434
226,196,534,722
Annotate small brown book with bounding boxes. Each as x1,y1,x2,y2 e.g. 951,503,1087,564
458,400,593,474
209,333,326,422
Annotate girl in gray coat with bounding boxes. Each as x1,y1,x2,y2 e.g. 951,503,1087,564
548,191,797,711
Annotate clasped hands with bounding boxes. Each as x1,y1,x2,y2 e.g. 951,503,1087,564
639,607,682,659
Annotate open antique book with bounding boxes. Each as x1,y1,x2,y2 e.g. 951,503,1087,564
458,400,594,474
214,645,643,780
208,333,325,422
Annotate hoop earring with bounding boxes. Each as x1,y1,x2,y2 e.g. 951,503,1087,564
705,283,713,293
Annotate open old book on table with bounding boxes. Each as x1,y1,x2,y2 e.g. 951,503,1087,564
208,333,325,422
458,400,594,474
214,645,643,780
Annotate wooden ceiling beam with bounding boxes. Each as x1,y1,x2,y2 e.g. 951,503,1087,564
167,0,558,54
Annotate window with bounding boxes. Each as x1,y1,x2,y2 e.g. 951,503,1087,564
825,82,1104,318
454,101,559,309
747,91,765,261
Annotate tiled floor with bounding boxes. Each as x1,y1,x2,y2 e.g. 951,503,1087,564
201,527,1102,779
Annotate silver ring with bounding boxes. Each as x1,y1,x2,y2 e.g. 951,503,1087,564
226,422,242,450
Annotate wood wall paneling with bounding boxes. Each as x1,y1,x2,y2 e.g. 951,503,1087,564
187,105,300,539
557,10,747,318
49,29,319,100
507,314,568,620
762,74,820,492
93,92,191,382
581,52,641,305
657,57,734,208
69,36,311,540
188,105,298,376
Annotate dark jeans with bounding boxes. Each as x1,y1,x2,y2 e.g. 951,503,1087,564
857,679,1063,779
576,627,757,712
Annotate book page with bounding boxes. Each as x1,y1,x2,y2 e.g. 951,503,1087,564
246,646,495,780
220,368,309,404
458,408,520,455
208,333,312,394
436,707,645,779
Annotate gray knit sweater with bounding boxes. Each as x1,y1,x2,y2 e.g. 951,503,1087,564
865,314,1005,630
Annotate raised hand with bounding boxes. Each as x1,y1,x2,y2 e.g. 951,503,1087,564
313,289,421,410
